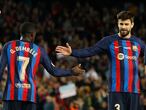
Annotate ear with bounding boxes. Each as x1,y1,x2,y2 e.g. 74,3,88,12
131,22,134,28
20,36,23,40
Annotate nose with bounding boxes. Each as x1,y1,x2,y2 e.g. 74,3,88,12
121,24,127,28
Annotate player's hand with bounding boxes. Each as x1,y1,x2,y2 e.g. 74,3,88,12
55,43,72,56
71,64,85,76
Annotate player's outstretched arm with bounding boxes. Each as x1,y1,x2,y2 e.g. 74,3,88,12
55,43,72,56
56,37,109,58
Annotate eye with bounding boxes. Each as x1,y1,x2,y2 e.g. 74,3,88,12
125,23,129,26
120,23,123,25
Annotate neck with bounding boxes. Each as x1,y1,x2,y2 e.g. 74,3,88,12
21,36,32,42
118,33,131,39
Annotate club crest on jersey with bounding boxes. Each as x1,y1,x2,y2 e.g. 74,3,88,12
132,46,138,51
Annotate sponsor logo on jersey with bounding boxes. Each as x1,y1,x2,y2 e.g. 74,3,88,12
117,53,137,60
15,83,31,89
117,53,124,60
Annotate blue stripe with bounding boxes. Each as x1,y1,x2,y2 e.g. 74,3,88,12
110,43,116,91
122,41,129,92
133,42,139,93
6,45,11,100
29,44,38,101
17,41,24,100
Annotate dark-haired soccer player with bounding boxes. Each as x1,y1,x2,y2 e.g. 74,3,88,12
0,22,85,110
56,11,145,110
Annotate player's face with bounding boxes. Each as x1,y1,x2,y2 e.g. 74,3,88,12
118,19,134,37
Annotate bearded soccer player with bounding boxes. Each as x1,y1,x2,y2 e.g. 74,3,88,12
0,22,85,110
56,11,146,110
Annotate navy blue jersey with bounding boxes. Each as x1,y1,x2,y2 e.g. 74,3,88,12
71,34,145,93
0,40,73,103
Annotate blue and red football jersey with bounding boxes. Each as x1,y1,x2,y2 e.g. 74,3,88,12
0,40,73,103
71,34,145,93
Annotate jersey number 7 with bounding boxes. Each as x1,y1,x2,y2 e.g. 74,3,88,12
17,56,30,81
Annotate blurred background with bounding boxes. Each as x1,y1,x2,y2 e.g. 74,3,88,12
0,0,146,110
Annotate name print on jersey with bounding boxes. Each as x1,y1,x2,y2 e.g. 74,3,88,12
10,46,38,57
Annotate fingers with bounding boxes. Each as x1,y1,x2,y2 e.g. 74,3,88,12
55,46,66,52
76,64,85,73
80,69,85,73
78,64,81,67
55,43,71,56
77,69,85,74
55,49,62,53
56,46,66,50
66,43,70,48
72,65,85,75
55,43,71,52
55,48,62,52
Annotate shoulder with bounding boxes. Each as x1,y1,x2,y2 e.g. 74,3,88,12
131,36,145,51
3,40,17,48
102,34,117,40
35,45,46,55
132,36,145,44
99,34,117,44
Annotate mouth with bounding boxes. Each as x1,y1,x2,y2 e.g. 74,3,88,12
120,30,128,33
120,30,129,36
121,29,127,31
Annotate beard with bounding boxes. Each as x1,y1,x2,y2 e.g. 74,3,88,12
119,29,130,37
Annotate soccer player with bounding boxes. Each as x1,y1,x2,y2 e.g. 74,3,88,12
56,11,145,110
0,22,85,110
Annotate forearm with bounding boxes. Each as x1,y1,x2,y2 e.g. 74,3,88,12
71,48,98,58
48,67,73,77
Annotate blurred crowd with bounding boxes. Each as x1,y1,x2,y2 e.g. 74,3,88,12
0,0,146,110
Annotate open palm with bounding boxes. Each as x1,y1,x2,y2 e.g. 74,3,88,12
55,43,72,56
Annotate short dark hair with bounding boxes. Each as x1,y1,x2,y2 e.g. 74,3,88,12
117,11,134,22
20,22,36,36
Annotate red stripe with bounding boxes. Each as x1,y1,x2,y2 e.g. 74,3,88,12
137,45,141,55
114,41,121,91
10,41,16,100
22,42,30,101
136,79,140,93
126,41,133,92
33,48,41,102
